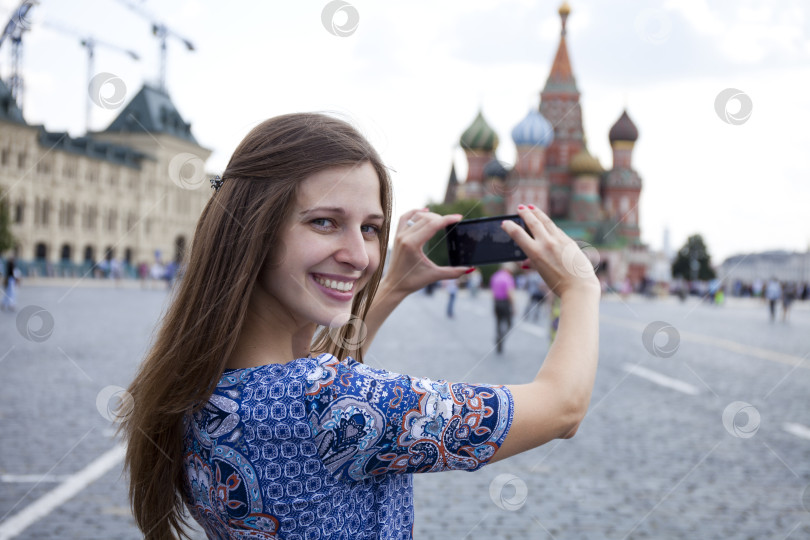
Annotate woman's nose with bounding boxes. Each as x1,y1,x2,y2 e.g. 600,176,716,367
335,229,370,270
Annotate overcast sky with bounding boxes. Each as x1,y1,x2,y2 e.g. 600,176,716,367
3,0,809,263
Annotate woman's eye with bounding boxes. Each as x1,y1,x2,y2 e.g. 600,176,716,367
361,224,381,236
311,218,335,229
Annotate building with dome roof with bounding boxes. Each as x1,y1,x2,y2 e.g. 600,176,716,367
444,2,649,286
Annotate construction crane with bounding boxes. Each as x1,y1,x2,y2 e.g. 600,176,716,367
115,0,194,93
0,0,38,110
41,21,140,132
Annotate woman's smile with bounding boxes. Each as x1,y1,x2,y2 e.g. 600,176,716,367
311,273,358,297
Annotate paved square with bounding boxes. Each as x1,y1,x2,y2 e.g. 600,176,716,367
1,284,808,538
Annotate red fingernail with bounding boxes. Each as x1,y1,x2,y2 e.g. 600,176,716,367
528,204,536,210
521,262,531,269
517,204,526,210
465,268,476,274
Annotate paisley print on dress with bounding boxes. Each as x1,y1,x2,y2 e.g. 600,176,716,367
182,353,513,539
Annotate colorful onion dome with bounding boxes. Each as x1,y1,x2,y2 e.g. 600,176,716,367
569,146,603,175
460,110,499,151
511,109,555,147
608,109,639,143
483,158,509,179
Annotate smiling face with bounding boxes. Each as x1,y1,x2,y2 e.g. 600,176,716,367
254,162,384,331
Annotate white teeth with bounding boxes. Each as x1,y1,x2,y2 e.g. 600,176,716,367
316,277,353,292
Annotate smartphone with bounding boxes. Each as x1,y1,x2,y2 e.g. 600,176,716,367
445,214,530,266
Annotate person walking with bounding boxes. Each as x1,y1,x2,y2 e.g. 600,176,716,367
491,263,516,353
782,281,796,321
119,114,600,539
765,277,782,322
443,277,458,318
467,267,482,298
1,257,20,312
524,270,547,322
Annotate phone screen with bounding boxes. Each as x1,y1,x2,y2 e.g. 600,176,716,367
445,215,528,266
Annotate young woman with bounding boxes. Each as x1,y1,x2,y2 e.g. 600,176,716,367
120,113,600,539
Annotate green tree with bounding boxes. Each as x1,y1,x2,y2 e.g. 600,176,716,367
0,192,15,255
672,234,716,281
423,199,487,267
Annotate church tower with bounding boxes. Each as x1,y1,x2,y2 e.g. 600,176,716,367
539,2,585,219
568,144,603,222
459,110,498,200
443,163,459,205
508,108,554,213
603,109,642,241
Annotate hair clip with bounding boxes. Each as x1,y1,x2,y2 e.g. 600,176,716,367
210,175,224,192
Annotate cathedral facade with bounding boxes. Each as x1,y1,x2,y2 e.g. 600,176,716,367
444,3,649,285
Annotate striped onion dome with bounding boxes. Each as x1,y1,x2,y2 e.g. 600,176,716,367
460,110,499,151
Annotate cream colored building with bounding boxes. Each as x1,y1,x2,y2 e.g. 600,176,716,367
0,80,211,277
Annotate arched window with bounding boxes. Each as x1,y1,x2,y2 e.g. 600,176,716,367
35,242,48,260
84,245,95,263
60,244,72,261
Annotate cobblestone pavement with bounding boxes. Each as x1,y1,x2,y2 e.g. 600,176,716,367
1,283,809,539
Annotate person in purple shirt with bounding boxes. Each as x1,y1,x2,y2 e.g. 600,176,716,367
490,263,516,353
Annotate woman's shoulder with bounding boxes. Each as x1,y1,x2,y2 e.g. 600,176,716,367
215,353,358,390
219,355,322,383
212,354,414,407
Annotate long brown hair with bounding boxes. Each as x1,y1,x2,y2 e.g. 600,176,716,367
120,113,393,539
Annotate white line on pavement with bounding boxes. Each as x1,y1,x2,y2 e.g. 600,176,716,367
622,364,701,395
0,445,126,540
783,422,810,440
602,315,808,368
0,475,70,484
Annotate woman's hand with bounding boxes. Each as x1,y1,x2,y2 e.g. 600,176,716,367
501,205,600,298
380,209,470,299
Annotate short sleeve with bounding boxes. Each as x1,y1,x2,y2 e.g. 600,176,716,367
304,354,513,482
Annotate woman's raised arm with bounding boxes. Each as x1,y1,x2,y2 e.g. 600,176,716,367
489,205,601,462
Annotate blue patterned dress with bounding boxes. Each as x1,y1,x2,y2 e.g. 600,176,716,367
182,353,514,539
